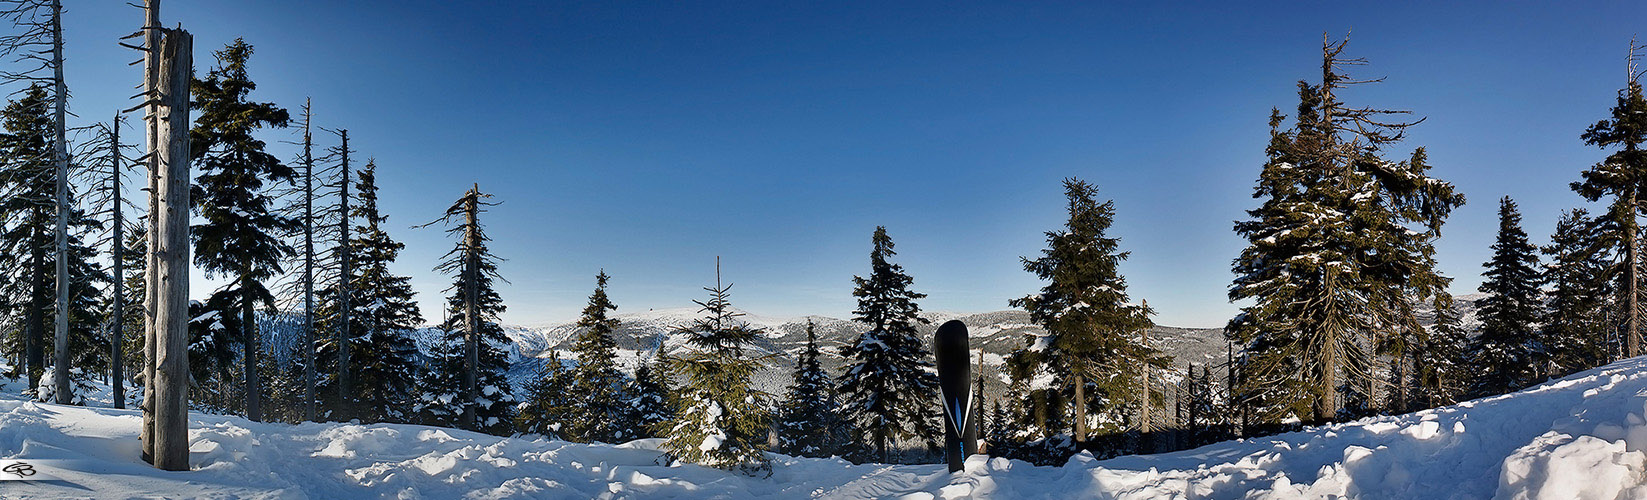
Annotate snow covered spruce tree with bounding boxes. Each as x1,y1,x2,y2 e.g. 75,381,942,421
1009,178,1164,453
189,38,294,421
838,226,940,464
188,292,243,411
630,357,673,438
1227,34,1463,425
1541,209,1611,376
777,320,850,458
563,271,638,443
1413,294,1470,409
1571,42,1647,360
661,261,772,474
415,185,514,434
0,85,108,402
516,349,575,439
1468,197,1544,397
314,160,422,423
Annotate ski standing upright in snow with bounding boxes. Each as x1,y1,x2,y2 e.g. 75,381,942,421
934,319,974,472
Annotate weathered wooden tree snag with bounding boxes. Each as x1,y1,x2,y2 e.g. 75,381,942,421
145,23,192,472
48,0,69,404
136,0,162,464
463,184,481,431
110,114,126,409
300,99,316,422
338,129,353,408
1139,300,1152,436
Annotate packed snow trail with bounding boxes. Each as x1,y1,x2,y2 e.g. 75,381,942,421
3,357,1647,499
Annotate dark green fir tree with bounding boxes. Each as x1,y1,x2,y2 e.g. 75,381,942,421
777,320,850,458
630,357,673,438
190,38,295,421
1228,36,1462,424
1413,294,1470,409
414,186,514,434
1468,197,1543,397
660,261,772,474
517,350,575,439
1571,42,1647,360
316,160,423,423
564,271,636,443
1541,209,1611,377
1009,178,1163,447
0,85,109,400
837,226,940,464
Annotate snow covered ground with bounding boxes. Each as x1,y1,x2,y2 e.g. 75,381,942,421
3,356,1647,499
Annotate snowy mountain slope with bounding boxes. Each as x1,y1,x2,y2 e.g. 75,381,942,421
2,351,1642,499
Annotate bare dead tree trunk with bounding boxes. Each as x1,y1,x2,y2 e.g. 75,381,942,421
111,115,125,409
337,129,352,411
1629,190,1641,358
1140,322,1152,435
49,0,69,405
150,25,191,472
462,184,480,430
301,99,315,422
138,0,160,464
1073,372,1086,444
242,278,259,421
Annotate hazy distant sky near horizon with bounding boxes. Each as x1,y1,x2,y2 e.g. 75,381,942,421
50,1,1647,328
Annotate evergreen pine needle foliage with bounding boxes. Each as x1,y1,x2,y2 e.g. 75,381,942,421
777,320,851,458
1571,42,1647,360
414,187,515,435
0,85,108,400
631,358,674,438
1227,35,1463,425
1008,178,1164,447
190,38,296,421
563,271,640,443
516,350,576,439
661,263,772,474
1541,209,1612,377
315,161,423,423
838,227,940,464
1469,197,1543,397
1413,294,1470,409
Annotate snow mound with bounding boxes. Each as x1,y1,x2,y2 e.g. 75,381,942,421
4,356,1647,499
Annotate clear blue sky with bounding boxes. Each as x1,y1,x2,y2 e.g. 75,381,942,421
52,1,1647,327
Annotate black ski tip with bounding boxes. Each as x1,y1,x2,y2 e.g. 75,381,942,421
936,319,967,338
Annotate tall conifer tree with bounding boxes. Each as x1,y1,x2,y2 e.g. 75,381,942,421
189,39,294,421
415,186,513,434
0,85,107,401
315,160,422,422
838,226,939,463
777,320,849,458
1541,209,1611,376
564,271,636,443
1469,197,1543,397
1571,41,1647,360
1010,178,1163,446
1228,35,1462,423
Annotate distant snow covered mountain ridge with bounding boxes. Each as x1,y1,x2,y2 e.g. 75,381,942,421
470,293,1484,400
251,294,1481,403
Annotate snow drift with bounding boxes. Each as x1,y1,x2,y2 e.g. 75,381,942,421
3,356,1647,499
